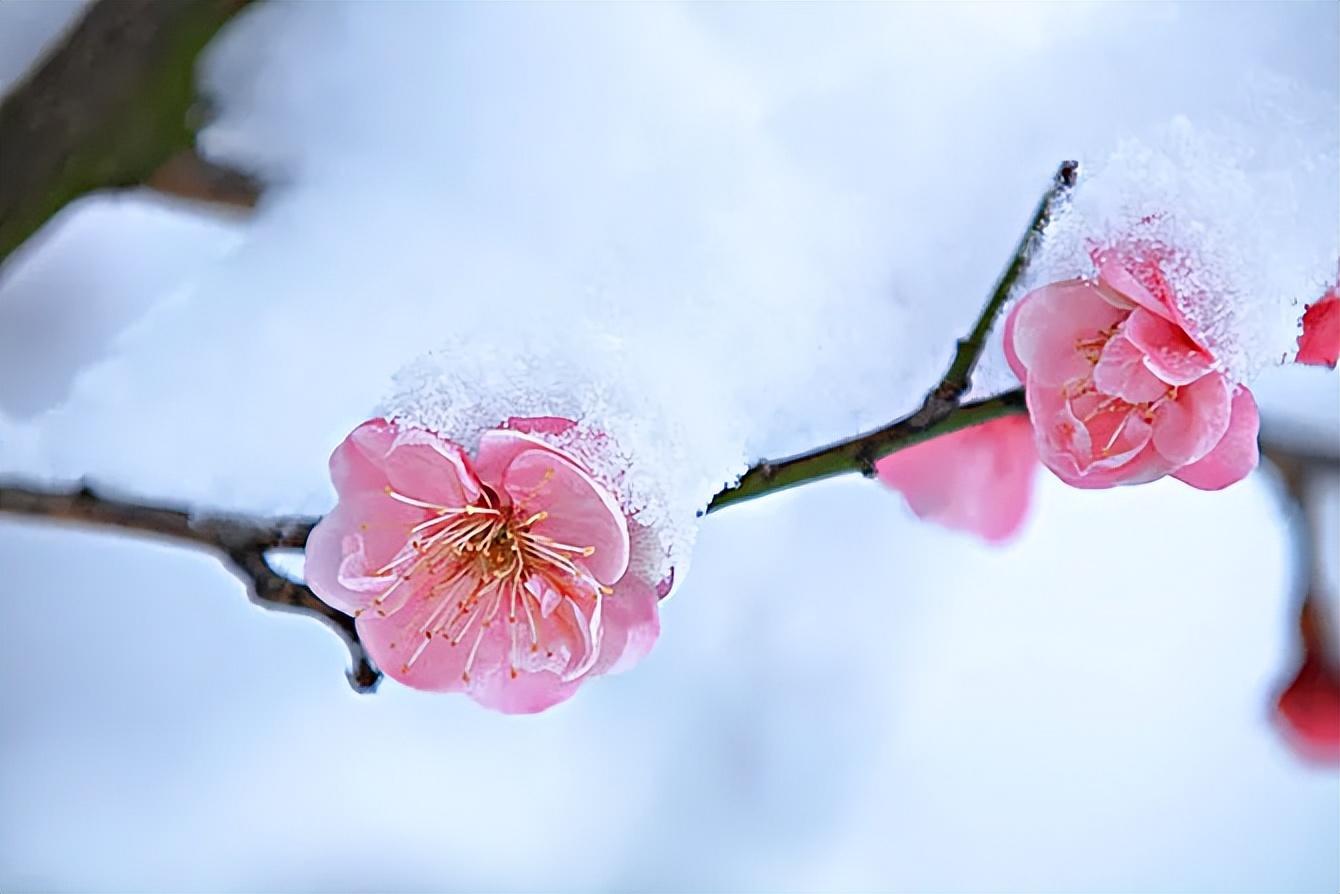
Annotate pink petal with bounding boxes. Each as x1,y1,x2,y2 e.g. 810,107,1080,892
1048,441,1172,490
342,419,482,507
875,415,1038,543
1007,280,1127,387
304,491,421,615
1028,380,1171,489
1174,386,1260,490
589,572,661,676
503,447,630,585
1092,335,1169,404
307,420,488,618
559,594,602,681
526,575,563,618
1079,405,1154,472
1002,298,1028,383
1028,380,1093,472
1095,254,1176,321
354,572,484,694
473,428,568,490
1151,373,1232,467
1297,292,1340,368
1123,308,1215,386
468,596,600,713
358,573,596,714
1092,243,1213,349
468,663,582,715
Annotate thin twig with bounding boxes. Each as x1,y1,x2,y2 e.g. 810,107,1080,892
706,160,1078,515
0,481,379,692
705,390,1028,514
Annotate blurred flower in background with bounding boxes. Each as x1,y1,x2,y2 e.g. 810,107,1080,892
1297,286,1339,369
876,415,1037,544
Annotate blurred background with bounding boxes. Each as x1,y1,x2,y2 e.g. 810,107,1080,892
1,1,1337,891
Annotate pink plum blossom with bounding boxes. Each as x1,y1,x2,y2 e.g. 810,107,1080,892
1004,248,1259,490
1296,286,1339,368
875,415,1038,544
305,416,660,713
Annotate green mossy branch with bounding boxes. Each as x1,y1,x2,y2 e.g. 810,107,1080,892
0,0,257,267
705,162,1078,515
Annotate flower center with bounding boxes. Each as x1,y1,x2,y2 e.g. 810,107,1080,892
364,488,608,682
1066,325,1181,458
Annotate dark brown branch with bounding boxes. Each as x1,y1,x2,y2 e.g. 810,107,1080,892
0,481,379,692
0,0,259,267
707,161,1077,514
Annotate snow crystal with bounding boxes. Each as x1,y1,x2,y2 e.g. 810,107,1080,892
1029,92,1339,383
382,339,738,585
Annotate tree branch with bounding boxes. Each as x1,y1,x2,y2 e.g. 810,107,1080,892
0,481,379,692
706,390,1027,514
0,0,260,268
706,160,1077,515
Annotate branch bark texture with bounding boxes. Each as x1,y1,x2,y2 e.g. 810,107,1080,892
0,482,378,691
0,0,257,266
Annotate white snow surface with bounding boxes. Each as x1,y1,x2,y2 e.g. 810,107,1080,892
1,2,1339,890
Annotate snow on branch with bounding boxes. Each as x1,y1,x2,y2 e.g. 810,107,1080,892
706,161,1078,513
0,162,1072,690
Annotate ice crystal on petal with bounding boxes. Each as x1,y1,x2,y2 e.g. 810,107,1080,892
1029,102,1339,383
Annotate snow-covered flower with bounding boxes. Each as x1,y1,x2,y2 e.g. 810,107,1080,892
875,415,1037,544
1004,247,1259,490
1296,285,1339,368
305,416,660,713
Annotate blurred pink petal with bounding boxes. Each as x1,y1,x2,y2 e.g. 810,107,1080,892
875,415,1037,544
1277,657,1340,764
1296,287,1339,368
1276,597,1340,765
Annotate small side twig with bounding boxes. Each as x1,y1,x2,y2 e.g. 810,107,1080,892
0,481,379,692
706,160,1077,514
144,148,261,210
